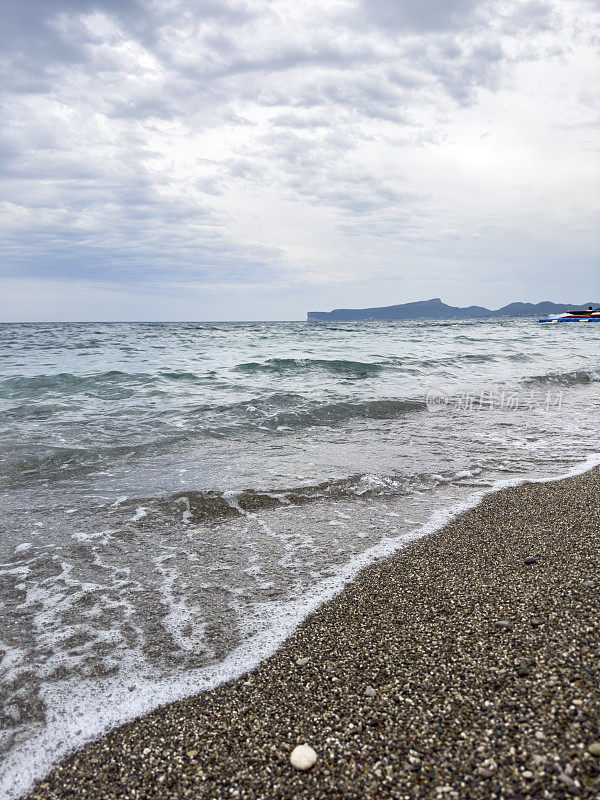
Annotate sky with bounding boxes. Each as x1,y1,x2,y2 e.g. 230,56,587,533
1,0,599,321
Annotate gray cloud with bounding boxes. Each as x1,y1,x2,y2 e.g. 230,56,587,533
1,1,141,70
498,0,557,34
360,0,479,32
1,0,598,316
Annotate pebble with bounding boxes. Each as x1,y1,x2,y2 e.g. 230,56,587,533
582,580,595,588
477,767,492,778
524,557,539,565
296,657,309,666
364,685,377,697
290,744,317,771
588,742,600,757
535,731,546,741
494,620,511,630
557,772,578,791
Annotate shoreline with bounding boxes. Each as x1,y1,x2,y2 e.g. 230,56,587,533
18,462,600,798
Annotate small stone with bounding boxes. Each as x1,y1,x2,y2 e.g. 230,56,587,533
290,744,317,771
495,620,512,630
517,666,530,677
524,557,539,565
365,685,377,698
142,747,151,755
557,772,578,791
522,770,533,779
535,731,546,741
588,742,600,757
531,618,543,627
478,759,497,777
296,657,309,666
582,580,595,588
187,750,198,758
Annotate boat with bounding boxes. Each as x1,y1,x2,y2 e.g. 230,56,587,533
539,306,600,323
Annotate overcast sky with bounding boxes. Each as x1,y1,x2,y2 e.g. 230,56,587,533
1,0,599,320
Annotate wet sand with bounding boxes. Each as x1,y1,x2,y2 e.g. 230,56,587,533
27,468,600,799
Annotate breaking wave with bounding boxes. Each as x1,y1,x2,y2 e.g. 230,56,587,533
234,357,383,376
523,368,600,387
157,468,482,523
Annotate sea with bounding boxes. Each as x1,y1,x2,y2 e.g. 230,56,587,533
1,319,599,797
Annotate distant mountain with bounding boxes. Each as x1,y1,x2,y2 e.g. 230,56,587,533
306,298,600,322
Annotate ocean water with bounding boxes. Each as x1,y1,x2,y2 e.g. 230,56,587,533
1,319,599,797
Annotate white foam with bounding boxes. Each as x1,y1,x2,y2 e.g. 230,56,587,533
130,507,148,522
110,496,128,508
175,496,192,524
2,454,600,800
153,552,211,654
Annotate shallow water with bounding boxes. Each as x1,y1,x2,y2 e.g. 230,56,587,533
1,319,599,797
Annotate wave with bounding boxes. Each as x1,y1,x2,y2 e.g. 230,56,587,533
523,368,600,387
0,436,188,489
0,370,214,400
122,467,485,524
191,394,426,433
266,397,425,426
1,403,73,420
414,353,497,368
234,358,382,376
0,393,426,487
235,353,505,375
177,392,426,433
0,371,143,400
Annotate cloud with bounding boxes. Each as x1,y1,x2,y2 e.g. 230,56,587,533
359,0,479,33
0,0,599,318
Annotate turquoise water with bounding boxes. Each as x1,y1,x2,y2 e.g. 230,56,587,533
1,319,599,796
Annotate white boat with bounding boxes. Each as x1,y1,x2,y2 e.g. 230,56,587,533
539,306,600,323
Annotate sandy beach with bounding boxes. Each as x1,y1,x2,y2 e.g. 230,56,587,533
25,467,600,799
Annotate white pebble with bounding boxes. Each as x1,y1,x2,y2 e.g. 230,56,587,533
290,744,317,771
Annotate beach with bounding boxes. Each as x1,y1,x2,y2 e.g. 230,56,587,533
4,0,600,791
24,466,600,799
